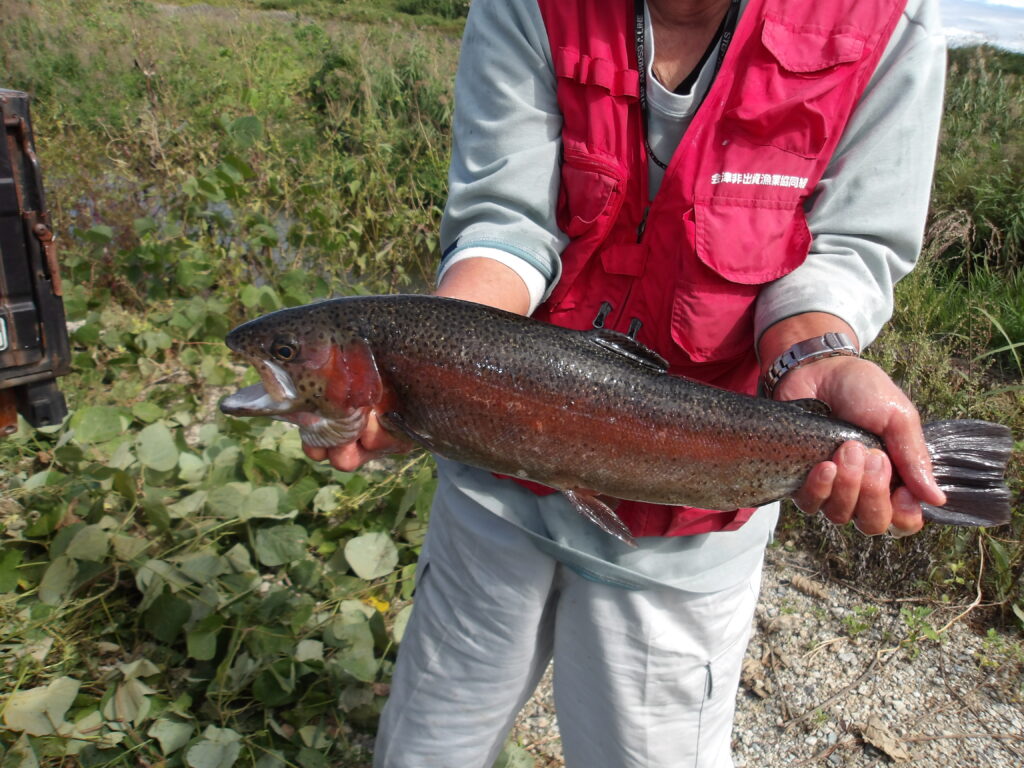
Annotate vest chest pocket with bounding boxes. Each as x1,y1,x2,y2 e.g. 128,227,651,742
671,197,809,363
557,145,628,241
721,16,868,159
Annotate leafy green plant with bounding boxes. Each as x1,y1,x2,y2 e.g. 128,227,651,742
899,606,944,658
841,604,880,637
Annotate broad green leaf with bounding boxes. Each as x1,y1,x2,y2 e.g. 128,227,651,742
39,555,78,605
255,524,309,567
144,592,191,643
169,490,208,518
225,543,254,574
297,747,329,768
101,678,154,726
111,468,138,502
138,423,180,472
294,639,324,663
313,485,343,514
345,532,398,580
133,216,158,236
177,551,227,584
286,475,321,510
240,284,263,308
63,709,105,755
186,725,242,768
207,483,250,518
187,615,225,661
3,734,39,768
0,547,24,592
254,751,287,768
83,224,114,244
111,534,149,562
326,618,377,682
222,153,256,181
392,604,414,644
2,676,80,736
149,716,194,755
243,485,286,520
252,659,296,706
251,450,301,483
66,524,110,562
70,406,130,443
228,115,263,149
493,741,536,768
119,658,161,680
178,452,207,484
22,469,64,491
398,517,429,548
137,559,192,594
132,401,165,424
299,726,330,750
138,330,173,355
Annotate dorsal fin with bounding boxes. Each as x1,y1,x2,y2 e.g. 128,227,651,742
785,398,832,417
587,329,669,373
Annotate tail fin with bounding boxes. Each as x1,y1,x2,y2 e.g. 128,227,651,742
921,419,1014,527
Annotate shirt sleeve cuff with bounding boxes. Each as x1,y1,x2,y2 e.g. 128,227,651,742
437,245,551,315
754,276,887,356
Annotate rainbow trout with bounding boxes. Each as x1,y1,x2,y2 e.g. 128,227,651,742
220,295,1013,546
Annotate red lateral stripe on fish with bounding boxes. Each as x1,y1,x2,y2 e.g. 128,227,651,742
220,295,1015,547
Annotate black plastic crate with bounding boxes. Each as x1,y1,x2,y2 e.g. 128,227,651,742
0,88,70,433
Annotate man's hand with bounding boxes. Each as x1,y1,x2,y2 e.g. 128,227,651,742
773,355,945,536
302,410,413,472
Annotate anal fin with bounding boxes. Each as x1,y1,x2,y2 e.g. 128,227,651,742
563,489,637,548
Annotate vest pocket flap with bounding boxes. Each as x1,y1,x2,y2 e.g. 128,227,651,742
557,146,628,239
600,243,648,277
761,16,866,73
694,198,808,284
554,46,640,98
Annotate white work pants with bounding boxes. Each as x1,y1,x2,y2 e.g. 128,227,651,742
373,475,762,768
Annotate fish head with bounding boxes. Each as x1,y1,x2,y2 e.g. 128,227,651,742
220,305,383,448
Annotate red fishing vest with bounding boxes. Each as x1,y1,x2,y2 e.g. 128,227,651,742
508,0,907,538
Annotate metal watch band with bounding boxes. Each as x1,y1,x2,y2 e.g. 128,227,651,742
762,332,858,398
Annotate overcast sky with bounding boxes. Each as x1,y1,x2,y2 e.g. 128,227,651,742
942,0,1024,52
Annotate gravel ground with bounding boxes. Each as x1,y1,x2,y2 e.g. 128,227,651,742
511,545,1024,767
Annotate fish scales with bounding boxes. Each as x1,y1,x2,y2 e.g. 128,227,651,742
221,294,1013,540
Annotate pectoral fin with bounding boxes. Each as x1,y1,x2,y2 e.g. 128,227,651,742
380,411,439,453
563,489,637,548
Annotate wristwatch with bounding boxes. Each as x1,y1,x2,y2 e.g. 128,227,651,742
762,332,859,398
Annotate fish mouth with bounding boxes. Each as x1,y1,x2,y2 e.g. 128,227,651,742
220,358,299,416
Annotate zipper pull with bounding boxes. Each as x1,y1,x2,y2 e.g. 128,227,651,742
637,205,650,241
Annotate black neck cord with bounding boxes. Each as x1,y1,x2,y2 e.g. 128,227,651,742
634,0,741,170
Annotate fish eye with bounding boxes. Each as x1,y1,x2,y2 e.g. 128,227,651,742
269,336,299,362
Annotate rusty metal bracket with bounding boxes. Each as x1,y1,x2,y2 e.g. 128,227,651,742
31,220,62,296
0,389,17,436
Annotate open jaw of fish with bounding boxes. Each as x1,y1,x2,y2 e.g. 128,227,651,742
219,295,1015,550
221,353,370,449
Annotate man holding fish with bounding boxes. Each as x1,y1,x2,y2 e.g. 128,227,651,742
310,0,950,764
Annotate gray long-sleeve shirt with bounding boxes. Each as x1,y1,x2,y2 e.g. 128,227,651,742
435,0,947,591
